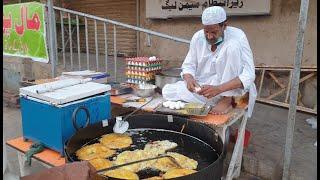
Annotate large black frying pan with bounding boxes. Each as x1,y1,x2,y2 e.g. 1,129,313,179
64,114,226,180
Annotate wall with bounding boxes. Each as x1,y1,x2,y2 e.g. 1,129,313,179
138,0,317,68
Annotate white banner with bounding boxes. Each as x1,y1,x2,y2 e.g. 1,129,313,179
146,0,271,19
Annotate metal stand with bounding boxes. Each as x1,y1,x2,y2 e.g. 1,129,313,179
213,111,248,180
225,113,248,179
17,151,53,177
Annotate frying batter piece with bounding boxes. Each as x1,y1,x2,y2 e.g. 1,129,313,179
99,133,133,149
166,152,198,170
103,169,139,180
76,143,116,160
114,149,158,172
151,152,198,172
151,156,180,172
88,158,113,171
162,168,197,179
144,140,178,155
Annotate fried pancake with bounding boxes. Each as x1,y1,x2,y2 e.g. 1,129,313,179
162,168,197,179
166,152,198,170
76,143,116,160
114,150,157,172
103,169,139,180
144,140,178,155
88,158,113,171
151,156,180,172
151,152,198,172
99,133,133,149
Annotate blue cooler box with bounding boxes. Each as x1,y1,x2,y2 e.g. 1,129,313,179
19,80,111,156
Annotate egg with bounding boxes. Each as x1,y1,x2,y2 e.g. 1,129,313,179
194,87,201,93
163,101,170,108
180,102,185,109
169,104,175,110
174,103,181,110
177,101,185,109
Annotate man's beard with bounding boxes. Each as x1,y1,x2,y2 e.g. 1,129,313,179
205,36,216,45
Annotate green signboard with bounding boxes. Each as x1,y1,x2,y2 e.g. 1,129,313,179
3,2,49,63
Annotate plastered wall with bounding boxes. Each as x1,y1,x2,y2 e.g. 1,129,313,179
138,0,317,68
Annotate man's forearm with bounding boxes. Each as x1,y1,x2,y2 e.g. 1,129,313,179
217,77,244,93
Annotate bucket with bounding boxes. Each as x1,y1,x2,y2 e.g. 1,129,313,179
233,129,251,148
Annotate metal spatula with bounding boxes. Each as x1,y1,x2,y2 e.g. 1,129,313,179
113,97,154,134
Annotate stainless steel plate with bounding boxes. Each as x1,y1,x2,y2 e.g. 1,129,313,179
155,104,212,116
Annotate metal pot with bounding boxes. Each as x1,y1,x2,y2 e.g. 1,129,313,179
155,68,183,89
133,84,157,97
65,114,226,180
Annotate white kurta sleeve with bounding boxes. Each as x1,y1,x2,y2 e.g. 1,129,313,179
216,40,245,97
238,35,255,91
181,34,198,78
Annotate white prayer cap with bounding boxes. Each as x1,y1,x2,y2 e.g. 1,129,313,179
202,6,227,25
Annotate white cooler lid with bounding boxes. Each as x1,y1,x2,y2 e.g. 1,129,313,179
20,78,111,105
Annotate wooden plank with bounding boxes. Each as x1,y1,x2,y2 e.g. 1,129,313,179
258,69,265,98
257,98,317,114
255,67,317,72
268,71,285,89
285,70,293,103
299,72,316,83
266,88,286,100
255,65,317,69
297,90,305,107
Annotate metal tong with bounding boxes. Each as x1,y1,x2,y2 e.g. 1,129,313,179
96,154,182,174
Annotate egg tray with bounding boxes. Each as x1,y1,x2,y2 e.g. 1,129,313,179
125,57,162,66
126,63,162,67
127,75,155,80
127,76,154,81
125,57,162,61
126,69,161,75
126,78,155,85
126,67,162,72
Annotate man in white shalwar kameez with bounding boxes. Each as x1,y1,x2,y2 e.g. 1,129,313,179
162,6,257,117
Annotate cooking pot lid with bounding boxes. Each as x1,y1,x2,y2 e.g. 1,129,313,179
160,68,182,77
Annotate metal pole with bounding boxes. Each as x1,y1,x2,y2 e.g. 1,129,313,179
47,0,57,77
136,0,140,56
68,13,73,70
76,15,81,70
94,20,99,71
53,10,58,71
104,23,108,73
51,6,190,44
113,25,117,81
85,17,89,70
282,0,309,179
60,11,66,68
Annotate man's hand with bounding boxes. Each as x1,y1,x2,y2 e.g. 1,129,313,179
198,85,222,98
183,74,199,92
